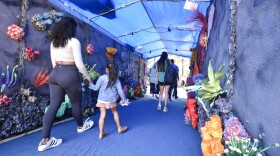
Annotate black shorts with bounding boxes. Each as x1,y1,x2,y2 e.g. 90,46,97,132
158,81,171,86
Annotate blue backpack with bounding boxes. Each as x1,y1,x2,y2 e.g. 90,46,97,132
164,62,177,84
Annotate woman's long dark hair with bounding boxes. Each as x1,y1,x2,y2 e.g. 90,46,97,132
106,63,119,89
50,17,77,48
157,51,168,72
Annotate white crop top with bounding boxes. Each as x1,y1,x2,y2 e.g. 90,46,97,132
50,38,91,80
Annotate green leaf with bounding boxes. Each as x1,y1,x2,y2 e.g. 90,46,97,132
197,97,210,118
215,64,225,80
185,85,203,92
210,100,215,107
208,60,215,86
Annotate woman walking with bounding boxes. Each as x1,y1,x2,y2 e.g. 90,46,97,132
38,17,94,152
155,52,171,112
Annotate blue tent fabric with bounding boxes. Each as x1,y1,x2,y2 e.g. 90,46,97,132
48,0,210,59
0,97,203,156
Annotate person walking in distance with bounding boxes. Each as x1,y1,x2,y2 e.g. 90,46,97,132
155,52,171,112
168,59,179,101
147,63,159,99
38,17,94,152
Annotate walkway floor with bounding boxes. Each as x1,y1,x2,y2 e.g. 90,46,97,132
0,88,203,156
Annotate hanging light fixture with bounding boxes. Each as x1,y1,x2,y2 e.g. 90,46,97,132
184,0,198,11
136,46,143,51
184,0,210,11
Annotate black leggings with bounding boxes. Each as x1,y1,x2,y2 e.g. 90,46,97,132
42,64,83,138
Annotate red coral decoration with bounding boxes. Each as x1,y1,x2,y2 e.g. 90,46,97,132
86,44,94,55
7,24,25,41
33,69,49,89
0,94,12,105
184,99,198,129
187,10,208,48
187,10,208,33
25,47,41,61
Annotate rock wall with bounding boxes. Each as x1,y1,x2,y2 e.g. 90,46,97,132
205,0,280,155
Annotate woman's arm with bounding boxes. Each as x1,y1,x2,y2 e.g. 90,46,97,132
155,65,158,84
71,38,92,83
50,43,56,68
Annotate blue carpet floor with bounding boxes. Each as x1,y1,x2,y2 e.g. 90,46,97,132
0,96,203,156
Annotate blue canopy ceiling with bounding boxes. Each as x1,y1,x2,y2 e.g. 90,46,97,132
48,0,210,59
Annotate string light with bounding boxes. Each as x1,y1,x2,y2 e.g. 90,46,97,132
142,48,192,54
89,0,141,21
118,25,200,38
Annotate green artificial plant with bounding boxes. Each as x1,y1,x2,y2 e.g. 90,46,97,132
186,60,226,117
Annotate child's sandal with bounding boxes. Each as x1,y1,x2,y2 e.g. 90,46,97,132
118,126,128,134
98,132,108,140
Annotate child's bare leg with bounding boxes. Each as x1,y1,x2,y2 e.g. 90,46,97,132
111,107,122,130
99,107,106,136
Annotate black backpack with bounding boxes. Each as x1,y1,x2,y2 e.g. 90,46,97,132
164,62,177,84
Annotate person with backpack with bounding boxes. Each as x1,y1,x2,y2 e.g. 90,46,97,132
168,59,179,101
155,52,176,112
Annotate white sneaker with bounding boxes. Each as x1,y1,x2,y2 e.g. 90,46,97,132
77,118,94,133
157,103,161,111
38,137,62,152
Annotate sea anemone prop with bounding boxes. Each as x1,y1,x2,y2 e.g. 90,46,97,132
33,69,49,89
1,65,18,93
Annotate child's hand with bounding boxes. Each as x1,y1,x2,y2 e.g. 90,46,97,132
88,83,95,90
120,99,130,106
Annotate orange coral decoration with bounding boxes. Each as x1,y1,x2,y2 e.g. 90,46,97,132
7,24,25,41
134,83,141,97
105,47,117,62
201,115,224,156
0,94,12,105
199,31,208,47
190,48,197,63
33,69,49,89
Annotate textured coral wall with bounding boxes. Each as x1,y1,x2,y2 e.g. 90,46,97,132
0,0,146,96
205,0,280,155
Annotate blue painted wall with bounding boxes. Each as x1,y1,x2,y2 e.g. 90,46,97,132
0,0,145,96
